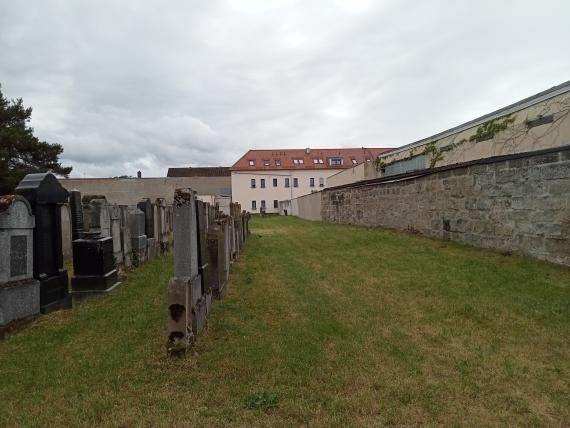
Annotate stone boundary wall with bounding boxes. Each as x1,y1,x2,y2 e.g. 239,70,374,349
59,177,231,206
321,146,570,266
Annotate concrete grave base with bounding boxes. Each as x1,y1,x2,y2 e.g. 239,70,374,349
0,279,40,330
71,269,120,292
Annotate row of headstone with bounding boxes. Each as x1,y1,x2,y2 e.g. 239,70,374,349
166,191,250,356
1,173,175,336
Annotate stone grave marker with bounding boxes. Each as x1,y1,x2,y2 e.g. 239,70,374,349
0,195,40,335
15,173,71,313
128,207,147,265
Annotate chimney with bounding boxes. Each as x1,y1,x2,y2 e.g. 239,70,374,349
305,147,311,154
137,171,142,178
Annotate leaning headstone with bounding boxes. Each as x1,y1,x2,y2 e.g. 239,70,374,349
128,207,147,266
15,173,71,313
0,196,40,335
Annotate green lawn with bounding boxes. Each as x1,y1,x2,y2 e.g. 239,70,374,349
1,216,570,426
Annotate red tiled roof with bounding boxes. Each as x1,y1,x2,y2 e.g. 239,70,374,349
231,148,392,171
167,167,230,177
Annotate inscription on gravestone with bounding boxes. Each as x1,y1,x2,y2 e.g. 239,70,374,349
10,235,27,277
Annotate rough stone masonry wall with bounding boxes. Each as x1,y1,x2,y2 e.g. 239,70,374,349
321,146,570,266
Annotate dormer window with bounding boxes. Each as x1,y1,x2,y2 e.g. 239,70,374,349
248,160,255,166
275,159,281,166
293,158,304,165
313,158,324,164
263,159,270,166
329,157,343,166
351,158,358,165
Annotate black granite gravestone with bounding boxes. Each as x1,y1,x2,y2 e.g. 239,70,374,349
15,173,71,313
68,191,120,300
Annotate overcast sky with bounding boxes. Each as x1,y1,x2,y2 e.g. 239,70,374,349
1,1,569,177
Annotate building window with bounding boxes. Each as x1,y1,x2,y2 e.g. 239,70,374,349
351,158,358,165
293,158,304,165
250,178,256,188
261,200,266,209
260,179,265,188
293,178,298,187
273,178,277,187
318,159,323,164
273,200,278,209
263,159,270,166
275,159,281,166
249,159,255,166
251,200,256,210
310,177,315,187
319,177,324,187
285,178,290,188
329,157,343,166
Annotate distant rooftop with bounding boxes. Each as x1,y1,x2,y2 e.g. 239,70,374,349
231,147,391,171
167,167,231,177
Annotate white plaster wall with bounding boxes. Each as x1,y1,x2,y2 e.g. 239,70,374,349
231,168,342,214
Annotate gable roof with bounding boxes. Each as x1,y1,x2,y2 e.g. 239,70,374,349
231,147,391,171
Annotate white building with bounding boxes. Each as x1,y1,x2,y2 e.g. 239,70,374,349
231,147,389,214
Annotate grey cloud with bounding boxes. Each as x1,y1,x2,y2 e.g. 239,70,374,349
1,0,569,177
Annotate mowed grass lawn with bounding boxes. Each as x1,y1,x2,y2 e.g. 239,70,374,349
1,216,570,426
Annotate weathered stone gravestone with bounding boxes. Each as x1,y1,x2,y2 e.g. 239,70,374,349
108,204,123,267
69,191,119,300
138,198,157,260
0,196,40,334
82,196,111,237
195,199,212,318
119,206,132,268
128,207,147,265
166,188,213,356
155,198,169,254
15,173,71,313
207,222,226,298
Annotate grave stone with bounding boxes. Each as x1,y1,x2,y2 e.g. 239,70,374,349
0,196,40,335
138,198,157,260
167,188,199,356
15,173,71,313
69,189,84,241
70,191,120,300
108,204,123,266
82,196,111,237
155,198,169,254
119,206,132,268
207,223,226,297
128,207,147,265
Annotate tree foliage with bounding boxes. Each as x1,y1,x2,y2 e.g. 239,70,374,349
0,84,72,195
